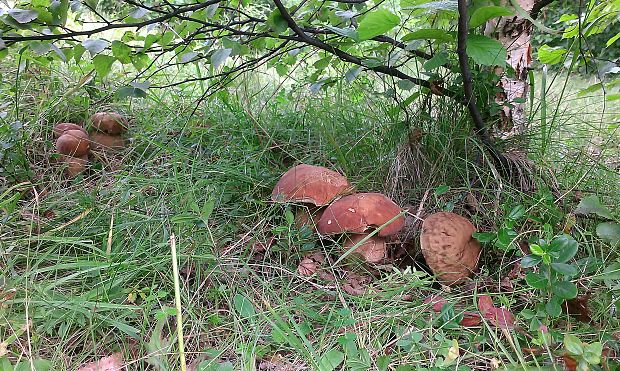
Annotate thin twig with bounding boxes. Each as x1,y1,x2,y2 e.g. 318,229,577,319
169,234,187,371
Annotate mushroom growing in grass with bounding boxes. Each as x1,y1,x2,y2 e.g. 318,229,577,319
53,123,86,138
420,212,481,286
89,112,128,152
271,164,351,230
58,155,89,178
56,129,90,157
317,192,405,263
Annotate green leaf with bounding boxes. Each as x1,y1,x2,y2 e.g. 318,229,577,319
596,262,620,280
549,235,578,263
467,35,506,66
545,298,562,317
596,222,620,246
410,0,458,13
159,32,174,47
82,39,109,56
553,281,578,299
564,334,584,356
319,349,345,371
606,31,620,47
472,232,495,243
583,342,603,364
9,9,39,24
376,355,391,371
529,244,545,256
537,44,567,65
116,86,147,99
324,25,358,40
521,254,542,268
574,195,613,219
211,48,231,70
143,34,159,50
356,9,400,41
550,263,579,277
507,205,526,220
423,51,448,71
577,83,603,97
345,67,362,83
73,43,86,62
111,41,132,64
401,29,453,42
92,55,116,78
267,9,288,33
606,94,620,102
469,6,514,28
525,272,548,289
233,293,255,318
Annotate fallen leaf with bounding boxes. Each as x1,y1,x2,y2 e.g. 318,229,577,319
477,295,495,314
424,295,447,312
564,295,592,324
562,354,577,371
478,295,515,329
297,252,325,277
459,312,481,326
342,272,372,296
77,354,124,371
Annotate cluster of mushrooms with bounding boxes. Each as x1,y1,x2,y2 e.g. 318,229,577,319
53,112,128,177
272,164,482,285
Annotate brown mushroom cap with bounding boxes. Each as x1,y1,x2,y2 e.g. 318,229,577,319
343,234,387,263
89,132,125,151
59,154,88,178
271,164,351,206
317,193,405,237
53,123,86,138
91,112,128,135
420,212,481,285
56,130,90,157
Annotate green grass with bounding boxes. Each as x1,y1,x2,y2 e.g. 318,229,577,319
1,60,619,370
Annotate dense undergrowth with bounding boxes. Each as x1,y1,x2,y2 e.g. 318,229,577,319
0,59,619,370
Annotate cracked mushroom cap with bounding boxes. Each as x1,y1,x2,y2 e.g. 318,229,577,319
343,234,387,263
271,164,351,206
317,193,405,237
420,212,481,285
91,112,128,135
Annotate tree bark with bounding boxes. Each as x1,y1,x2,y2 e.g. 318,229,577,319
486,0,535,138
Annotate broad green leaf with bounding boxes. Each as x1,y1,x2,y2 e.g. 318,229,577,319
469,6,514,28
92,54,116,78
8,9,39,24
0,48,8,60
324,25,358,40
549,235,578,263
117,86,147,99
525,272,548,289
401,29,452,42
423,51,448,71
607,31,620,47
211,48,232,70
128,7,148,19
159,32,174,47
529,244,545,256
606,94,620,101
507,205,525,220
596,222,620,246
180,51,199,63
537,44,567,65
564,334,584,356
472,232,495,243
73,43,86,62
30,41,51,56
550,263,579,277
14,359,51,371
267,9,288,33
131,53,150,70
356,9,400,41
545,298,562,317
345,67,362,82
574,195,613,219
583,342,602,365
411,0,458,13
577,83,603,97
233,293,255,318
467,35,506,66
206,3,219,18
111,41,132,64
82,39,109,56
319,349,345,371
275,64,289,77
596,262,620,280
143,34,159,50
521,254,542,268
553,281,578,299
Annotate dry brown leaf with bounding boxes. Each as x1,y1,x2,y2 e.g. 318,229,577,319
478,295,515,329
77,353,124,371
342,272,372,296
297,252,325,277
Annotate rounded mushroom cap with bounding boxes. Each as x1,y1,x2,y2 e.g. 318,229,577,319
271,164,351,206
317,193,405,237
56,130,90,157
343,234,387,263
420,212,481,285
90,132,125,151
59,154,88,178
53,123,86,138
91,112,128,135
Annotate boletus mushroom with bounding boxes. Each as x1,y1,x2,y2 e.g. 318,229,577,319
58,155,88,178
272,164,351,230
56,129,90,157
317,192,405,263
420,212,481,285
89,131,125,151
53,123,86,138
90,112,128,135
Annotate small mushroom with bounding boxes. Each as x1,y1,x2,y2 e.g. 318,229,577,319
53,123,86,138
58,154,88,178
91,112,128,135
271,164,351,206
420,212,481,285
89,131,125,151
56,129,90,157
342,234,386,263
317,193,405,237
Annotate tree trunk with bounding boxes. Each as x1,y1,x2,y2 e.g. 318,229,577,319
486,0,535,139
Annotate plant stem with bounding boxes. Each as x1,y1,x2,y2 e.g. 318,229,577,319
169,234,187,371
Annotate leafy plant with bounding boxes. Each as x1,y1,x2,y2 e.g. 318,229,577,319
521,234,580,317
563,334,603,370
